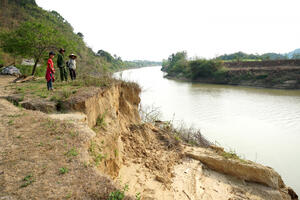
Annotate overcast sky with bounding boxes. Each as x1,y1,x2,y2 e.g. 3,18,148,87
36,0,300,61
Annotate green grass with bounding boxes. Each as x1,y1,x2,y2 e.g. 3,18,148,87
95,153,106,166
20,173,35,188
96,112,107,128
220,149,248,163
9,75,118,113
65,148,78,157
108,184,129,200
59,167,69,175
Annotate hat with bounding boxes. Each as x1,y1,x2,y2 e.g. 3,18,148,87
49,51,56,55
59,48,65,52
69,54,77,59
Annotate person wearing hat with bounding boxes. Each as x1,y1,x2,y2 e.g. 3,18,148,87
45,51,56,91
67,54,77,80
57,48,68,82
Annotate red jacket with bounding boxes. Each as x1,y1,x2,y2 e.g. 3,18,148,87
45,58,55,82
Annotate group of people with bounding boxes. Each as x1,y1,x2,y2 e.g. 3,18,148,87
45,48,77,90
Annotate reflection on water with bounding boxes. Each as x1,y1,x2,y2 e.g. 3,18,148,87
115,66,300,193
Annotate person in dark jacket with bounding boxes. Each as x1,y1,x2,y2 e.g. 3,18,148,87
57,48,68,81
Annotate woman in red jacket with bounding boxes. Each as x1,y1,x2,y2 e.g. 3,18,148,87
45,51,56,91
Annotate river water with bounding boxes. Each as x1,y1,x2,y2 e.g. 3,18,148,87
115,66,300,193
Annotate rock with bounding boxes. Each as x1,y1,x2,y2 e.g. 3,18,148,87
185,150,285,189
155,175,171,184
21,59,40,66
283,80,297,84
1,66,21,76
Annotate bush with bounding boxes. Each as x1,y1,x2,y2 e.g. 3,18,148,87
189,59,223,79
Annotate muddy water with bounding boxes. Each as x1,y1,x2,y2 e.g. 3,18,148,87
115,66,300,193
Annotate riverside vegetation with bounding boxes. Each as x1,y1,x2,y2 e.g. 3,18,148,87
162,51,300,89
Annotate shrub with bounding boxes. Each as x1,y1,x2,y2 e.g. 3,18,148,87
108,185,129,200
189,59,223,79
16,64,45,77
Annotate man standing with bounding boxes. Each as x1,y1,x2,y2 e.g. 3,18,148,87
57,48,68,81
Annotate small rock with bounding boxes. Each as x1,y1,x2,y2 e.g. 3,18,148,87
1,66,21,76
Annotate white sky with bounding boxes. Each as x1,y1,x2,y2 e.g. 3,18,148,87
36,0,300,61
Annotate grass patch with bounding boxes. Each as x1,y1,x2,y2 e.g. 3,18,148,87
108,184,129,200
221,150,240,160
20,174,35,188
59,167,69,175
8,120,14,125
65,148,78,157
9,75,120,113
88,140,106,166
96,112,107,128
219,149,248,163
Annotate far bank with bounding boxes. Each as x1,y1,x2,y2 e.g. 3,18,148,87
162,52,300,89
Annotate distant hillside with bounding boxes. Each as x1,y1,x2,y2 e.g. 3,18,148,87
287,48,300,59
216,49,300,61
216,51,288,61
124,60,162,68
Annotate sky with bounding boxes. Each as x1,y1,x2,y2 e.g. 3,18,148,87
36,0,300,61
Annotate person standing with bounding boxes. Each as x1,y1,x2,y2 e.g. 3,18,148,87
57,48,68,81
45,51,56,91
67,54,77,80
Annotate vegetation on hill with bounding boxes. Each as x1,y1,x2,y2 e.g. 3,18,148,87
96,49,161,71
215,51,288,61
0,0,158,77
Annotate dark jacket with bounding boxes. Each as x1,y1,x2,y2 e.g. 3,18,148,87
57,53,64,68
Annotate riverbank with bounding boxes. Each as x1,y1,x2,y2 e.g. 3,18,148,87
0,75,298,199
164,65,300,89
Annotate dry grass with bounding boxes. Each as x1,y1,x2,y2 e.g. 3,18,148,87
139,105,211,148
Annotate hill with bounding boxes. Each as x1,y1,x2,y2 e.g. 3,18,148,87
287,48,300,59
0,0,157,76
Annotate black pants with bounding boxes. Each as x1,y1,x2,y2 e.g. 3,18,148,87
59,67,68,81
69,68,76,80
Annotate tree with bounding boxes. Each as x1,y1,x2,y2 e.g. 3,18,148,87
97,50,114,62
77,32,84,38
0,21,68,75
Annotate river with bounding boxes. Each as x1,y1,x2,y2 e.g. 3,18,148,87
115,66,300,193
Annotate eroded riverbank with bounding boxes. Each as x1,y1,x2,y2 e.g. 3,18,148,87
116,66,300,194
